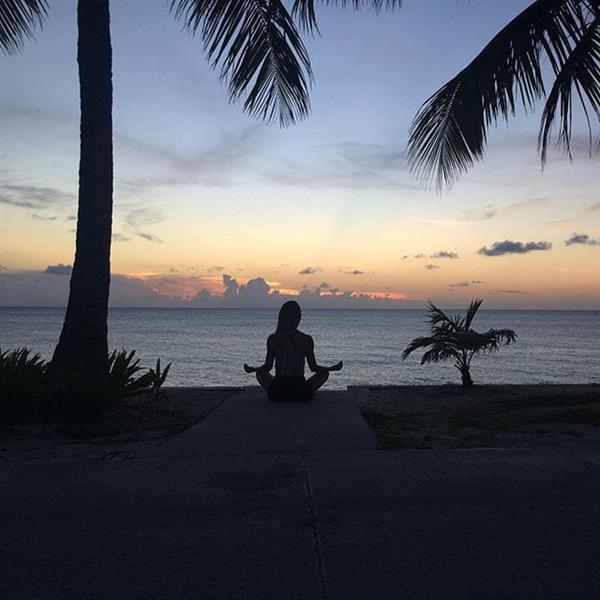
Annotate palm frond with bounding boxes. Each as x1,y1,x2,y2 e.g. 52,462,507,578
408,0,587,189
538,14,600,163
421,343,459,365
401,336,433,359
171,0,312,126
464,297,483,330
291,0,401,33
491,328,518,345
426,300,459,331
0,0,47,55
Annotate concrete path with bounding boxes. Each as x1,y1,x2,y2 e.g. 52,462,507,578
3,388,600,600
158,387,379,456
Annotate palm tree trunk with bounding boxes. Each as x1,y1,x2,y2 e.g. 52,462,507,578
52,0,113,376
460,367,473,388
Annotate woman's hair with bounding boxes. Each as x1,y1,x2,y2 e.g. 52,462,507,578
276,300,302,332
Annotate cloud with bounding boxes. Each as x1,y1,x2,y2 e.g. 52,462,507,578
345,269,366,275
490,289,530,295
565,233,600,246
44,263,72,275
449,281,470,288
400,255,409,260
0,269,182,307
124,207,165,243
413,253,426,259
431,251,459,259
0,269,420,309
118,127,261,190
112,232,132,242
32,214,58,221
265,142,419,192
459,205,496,222
222,274,240,297
298,267,319,275
318,282,330,288
477,240,552,256
424,264,439,270
0,183,74,210
207,265,225,273
134,232,163,243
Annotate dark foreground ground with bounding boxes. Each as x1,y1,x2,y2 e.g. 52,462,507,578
3,387,600,600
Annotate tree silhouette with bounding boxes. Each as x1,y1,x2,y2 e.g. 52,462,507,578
408,0,600,190
402,299,517,387
1,0,401,376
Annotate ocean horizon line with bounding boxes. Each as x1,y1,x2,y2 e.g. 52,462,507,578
1,306,598,312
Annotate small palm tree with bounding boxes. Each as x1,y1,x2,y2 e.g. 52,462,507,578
408,0,600,190
1,0,401,377
402,299,517,388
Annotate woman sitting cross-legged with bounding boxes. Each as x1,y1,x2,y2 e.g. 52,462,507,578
243,300,343,402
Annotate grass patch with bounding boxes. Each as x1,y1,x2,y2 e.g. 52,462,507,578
360,384,600,449
0,388,238,442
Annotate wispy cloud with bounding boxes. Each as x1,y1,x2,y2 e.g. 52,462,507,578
565,233,600,246
424,264,440,270
431,250,459,259
448,280,483,289
478,240,552,256
265,142,419,191
490,289,530,295
32,214,58,221
298,266,320,275
118,127,261,190
112,233,132,242
344,269,367,275
0,183,74,210
124,207,165,243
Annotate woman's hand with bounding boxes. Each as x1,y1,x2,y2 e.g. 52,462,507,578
243,363,256,374
330,361,343,372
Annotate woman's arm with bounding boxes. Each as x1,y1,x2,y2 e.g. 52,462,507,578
244,336,276,374
305,336,343,373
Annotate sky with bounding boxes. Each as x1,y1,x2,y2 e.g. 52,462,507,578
0,0,599,309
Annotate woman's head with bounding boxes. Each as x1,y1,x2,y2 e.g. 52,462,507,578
276,300,301,332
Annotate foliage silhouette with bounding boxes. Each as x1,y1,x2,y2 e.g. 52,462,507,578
0,347,47,421
1,0,401,378
408,0,600,189
0,346,170,422
402,299,517,388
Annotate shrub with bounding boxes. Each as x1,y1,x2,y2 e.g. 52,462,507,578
0,347,171,423
0,348,48,421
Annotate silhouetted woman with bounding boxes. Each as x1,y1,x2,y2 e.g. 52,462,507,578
244,301,343,402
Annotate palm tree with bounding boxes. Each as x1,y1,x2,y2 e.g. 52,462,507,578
408,0,600,190
402,299,517,388
1,0,401,376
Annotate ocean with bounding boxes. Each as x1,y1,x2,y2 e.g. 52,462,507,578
1,308,598,389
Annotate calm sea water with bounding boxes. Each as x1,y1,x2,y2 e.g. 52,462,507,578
1,308,598,389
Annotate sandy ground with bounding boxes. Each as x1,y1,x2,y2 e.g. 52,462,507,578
357,384,600,448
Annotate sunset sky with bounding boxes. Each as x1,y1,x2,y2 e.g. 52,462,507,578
1,0,598,309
